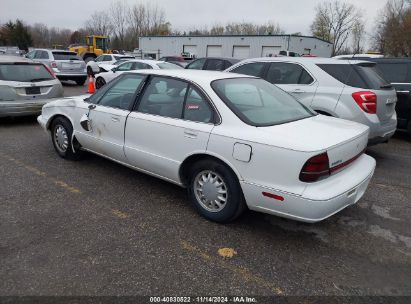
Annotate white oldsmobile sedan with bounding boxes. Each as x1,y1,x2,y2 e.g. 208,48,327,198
38,70,376,223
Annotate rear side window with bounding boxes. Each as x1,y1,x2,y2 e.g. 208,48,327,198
52,52,80,61
205,59,225,71
0,63,53,82
266,62,313,85
317,64,390,90
186,59,206,70
34,50,49,59
376,63,410,83
230,62,265,77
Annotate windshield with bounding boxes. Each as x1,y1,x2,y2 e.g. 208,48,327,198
212,78,314,126
157,62,183,70
0,63,53,82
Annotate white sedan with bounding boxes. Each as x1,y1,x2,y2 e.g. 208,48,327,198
38,70,376,223
95,60,182,89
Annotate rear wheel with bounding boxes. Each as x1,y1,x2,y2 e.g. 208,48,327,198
95,77,106,89
188,159,247,223
50,117,83,160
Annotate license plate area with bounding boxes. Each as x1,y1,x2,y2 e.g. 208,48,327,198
25,87,41,95
62,63,81,69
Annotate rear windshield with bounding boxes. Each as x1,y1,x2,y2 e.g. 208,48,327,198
52,52,81,61
211,78,314,126
317,63,391,90
375,63,411,83
157,62,183,70
0,63,53,82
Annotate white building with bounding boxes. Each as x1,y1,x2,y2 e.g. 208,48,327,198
138,35,333,59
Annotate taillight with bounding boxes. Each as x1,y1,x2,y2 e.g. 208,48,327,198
43,64,56,78
299,152,330,183
352,91,377,114
51,61,57,68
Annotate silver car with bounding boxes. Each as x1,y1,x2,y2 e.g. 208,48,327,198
26,49,87,85
226,57,398,145
0,55,63,117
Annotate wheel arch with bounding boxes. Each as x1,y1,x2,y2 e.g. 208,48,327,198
179,152,243,187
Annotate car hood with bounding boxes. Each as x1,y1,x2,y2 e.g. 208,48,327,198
218,115,369,153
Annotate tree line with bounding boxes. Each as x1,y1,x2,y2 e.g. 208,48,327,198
0,0,410,57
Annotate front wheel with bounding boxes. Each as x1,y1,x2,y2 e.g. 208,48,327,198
50,117,83,160
75,77,87,86
188,159,247,223
95,77,106,89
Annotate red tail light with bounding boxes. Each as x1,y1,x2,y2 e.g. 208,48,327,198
43,64,56,78
352,91,377,114
299,152,330,183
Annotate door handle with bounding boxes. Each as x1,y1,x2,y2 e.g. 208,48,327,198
184,129,198,138
292,89,305,94
111,116,120,122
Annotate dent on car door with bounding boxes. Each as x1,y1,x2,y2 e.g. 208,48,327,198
124,76,215,183
75,74,146,162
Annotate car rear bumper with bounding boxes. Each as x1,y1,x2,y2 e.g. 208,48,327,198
241,154,376,223
0,99,52,117
367,116,397,145
56,73,87,80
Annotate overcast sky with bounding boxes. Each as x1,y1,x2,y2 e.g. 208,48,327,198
1,0,386,38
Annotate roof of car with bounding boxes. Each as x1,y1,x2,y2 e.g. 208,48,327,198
0,55,33,63
126,69,253,83
236,56,369,65
193,57,240,64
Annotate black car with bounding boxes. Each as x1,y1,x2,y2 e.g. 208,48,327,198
185,57,240,71
367,58,411,135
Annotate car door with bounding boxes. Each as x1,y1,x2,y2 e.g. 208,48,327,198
76,74,146,162
124,76,216,182
263,62,318,107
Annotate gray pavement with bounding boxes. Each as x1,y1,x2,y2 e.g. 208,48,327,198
0,82,410,296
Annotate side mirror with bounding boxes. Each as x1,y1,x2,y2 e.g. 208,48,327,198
80,114,92,132
111,67,117,73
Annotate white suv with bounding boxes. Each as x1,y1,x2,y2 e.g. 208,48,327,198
226,57,398,145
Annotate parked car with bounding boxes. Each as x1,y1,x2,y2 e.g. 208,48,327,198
95,60,183,89
186,57,240,71
86,54,135,75
25,49,87,85
372,58,411,135
0,46,23,56
0,55,63,117
338,57,411,136
226,57,398,145
38,70,375,223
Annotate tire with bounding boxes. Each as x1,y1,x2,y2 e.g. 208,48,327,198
87,66,94,77
50,117,83,160
188,159,247,223
95,77,106,89
75,78,87,86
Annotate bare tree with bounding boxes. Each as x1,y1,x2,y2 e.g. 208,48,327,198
109,0,129,45
311,1,361,55
84,10,113,36
351,19,365,54
372,0,411,56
